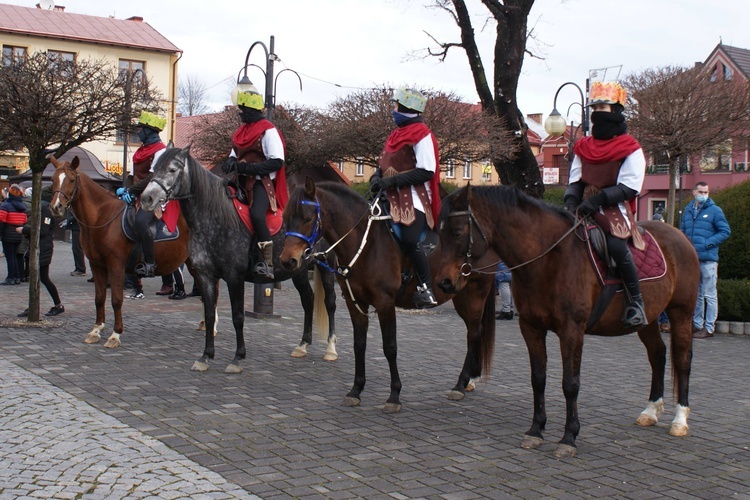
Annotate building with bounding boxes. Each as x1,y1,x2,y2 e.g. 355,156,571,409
637,43,750,219
0,2,181,188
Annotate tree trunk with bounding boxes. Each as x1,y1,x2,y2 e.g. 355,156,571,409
25,154,45,322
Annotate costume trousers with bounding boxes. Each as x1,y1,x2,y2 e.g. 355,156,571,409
694,260,718,333
400,211,431,286
250,182,271,242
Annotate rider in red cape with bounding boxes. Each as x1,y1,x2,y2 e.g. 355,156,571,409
369,86,441,309
222,83,287,280
116,111,167,280
564,81,648,329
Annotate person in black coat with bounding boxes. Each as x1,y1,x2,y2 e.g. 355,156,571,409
17,198,65,317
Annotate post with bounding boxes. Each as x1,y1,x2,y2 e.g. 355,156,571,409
246,282,280,319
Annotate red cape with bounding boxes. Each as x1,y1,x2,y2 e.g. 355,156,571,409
573,134,640,164
232,120,288,210
385,122,442,222
132,141,165,164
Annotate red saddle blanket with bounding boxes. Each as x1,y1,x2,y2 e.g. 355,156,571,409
228,186,283,236
586,227,666,286
158,199,180,233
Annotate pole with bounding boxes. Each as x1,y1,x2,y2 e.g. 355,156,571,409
122,77,131,187
265,35,275,121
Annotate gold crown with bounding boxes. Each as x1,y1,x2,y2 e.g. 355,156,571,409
588,81,627,107
236,91,264,110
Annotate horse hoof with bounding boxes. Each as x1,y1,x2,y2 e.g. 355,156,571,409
291,344,308,358
635,413,658,427
84,334,101,344
191,361,209,372
521,435,543,449
383,403,402,414
323,351,338,362
669,423,688,437
448,390,465,401
197,320,205,331
224,363,242,374
553,444,578,458
102,338,120,348
466,379,476,392
342,396,361,407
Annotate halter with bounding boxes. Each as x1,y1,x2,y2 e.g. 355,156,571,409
446,204,585,277
51,166,80,210
149,158,191,202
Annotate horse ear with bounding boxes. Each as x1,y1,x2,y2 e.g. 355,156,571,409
167,140,175,149
49,155,61,169
71,156,80,170
456,182,471,208
304,176,316,197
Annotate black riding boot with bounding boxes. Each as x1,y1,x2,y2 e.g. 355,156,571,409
135,235,156,278
618,249,647,329
254,241,275,280
411,242,437,309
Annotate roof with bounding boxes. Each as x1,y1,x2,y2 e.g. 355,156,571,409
11,146,121,185
0,3,181,54
703,43,750,80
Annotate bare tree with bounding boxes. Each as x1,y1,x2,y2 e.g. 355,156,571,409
624,65,750,224
178,74,210,117
423,0,542,196
0,51,161,321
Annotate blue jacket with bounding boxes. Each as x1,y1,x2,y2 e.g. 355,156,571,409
495,260,511,283
680,198,731,262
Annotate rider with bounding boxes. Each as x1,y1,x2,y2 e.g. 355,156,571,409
221,83,288,280
116,110,167,278
563,81,647,329
369,87,441,309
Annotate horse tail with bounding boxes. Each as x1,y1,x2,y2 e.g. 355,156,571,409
479,287,496,378
312,266,329,342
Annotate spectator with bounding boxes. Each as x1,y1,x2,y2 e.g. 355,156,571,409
17,187,33,282
0,183,28,285
17,190,64,317
680,182,731,339
495,260,514,320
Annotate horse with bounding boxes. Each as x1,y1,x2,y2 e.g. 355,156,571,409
139,146,339,373
279,178,498,413
436,184,699,457
48,155,190,348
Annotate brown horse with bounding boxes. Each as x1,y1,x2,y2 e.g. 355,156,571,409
279,178,497,413
436,184,699,457
48,156,189,348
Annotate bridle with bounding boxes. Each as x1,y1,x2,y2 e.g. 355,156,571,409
442,209,489,278
52,166,125,229
51,166,79,210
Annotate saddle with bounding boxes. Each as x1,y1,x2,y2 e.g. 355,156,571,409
122,203,182,243
224,185,283,236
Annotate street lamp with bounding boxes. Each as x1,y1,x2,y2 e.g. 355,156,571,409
121,67,146,186
544,81,589,164
231,35,301,122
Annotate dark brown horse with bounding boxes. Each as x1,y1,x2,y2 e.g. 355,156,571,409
48,155,189,347
279,178,497,413
437,184,699,457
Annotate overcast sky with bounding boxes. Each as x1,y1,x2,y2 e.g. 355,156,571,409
10,0,750,123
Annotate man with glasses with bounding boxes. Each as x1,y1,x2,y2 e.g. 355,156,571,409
680,182,731,338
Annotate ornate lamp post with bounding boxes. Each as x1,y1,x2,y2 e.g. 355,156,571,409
121,67,146,186
231,36,301,318
231,35,301,122
544,81,589,165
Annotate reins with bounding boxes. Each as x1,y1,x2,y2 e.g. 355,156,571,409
450,207,586,277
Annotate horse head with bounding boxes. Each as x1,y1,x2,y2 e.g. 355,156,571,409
141,145,190,211
436,184,486,294
49,155,81,217
280,176,321,272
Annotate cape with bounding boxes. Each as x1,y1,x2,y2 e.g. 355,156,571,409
574,134,640,164
132,141,165,164
232,119,288,210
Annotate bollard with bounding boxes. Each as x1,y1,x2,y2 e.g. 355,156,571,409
246,282,280,319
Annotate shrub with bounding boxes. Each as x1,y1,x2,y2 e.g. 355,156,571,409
717,279,750,321
710,179,750,280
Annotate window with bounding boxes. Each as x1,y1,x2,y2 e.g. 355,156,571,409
355,158,364,177
48,50,75,76
650,200,667,220
118,59,146,86
481,161,492,182
699,140,732,172
338,161,344,172
462,160,471,179
2,45,27,66
115,128,139,145
445,159,455,179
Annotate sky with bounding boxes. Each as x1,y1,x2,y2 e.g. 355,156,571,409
9,0,750,125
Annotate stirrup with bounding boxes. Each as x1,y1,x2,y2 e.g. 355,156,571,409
253,261,274,280
414,284,438,309
622,301,647,328
135,262,156,278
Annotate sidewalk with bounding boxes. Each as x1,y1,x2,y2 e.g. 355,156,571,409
1,242,749,498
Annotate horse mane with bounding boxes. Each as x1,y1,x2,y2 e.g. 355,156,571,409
162,147,241,230
288,181,366,219
443,185,572,223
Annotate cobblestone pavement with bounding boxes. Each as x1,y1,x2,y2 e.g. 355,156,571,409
1,245,749,499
